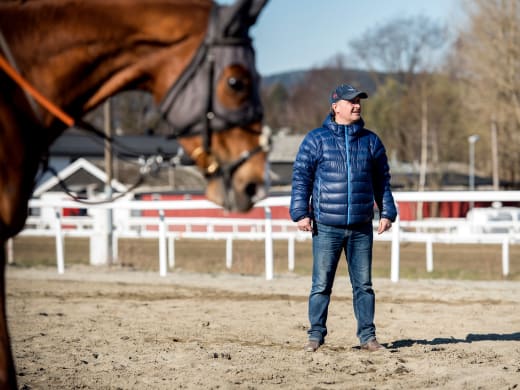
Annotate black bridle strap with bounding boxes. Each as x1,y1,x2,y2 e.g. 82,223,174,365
0,37,148,161
0,33,154,203
219,144,263,179
45,164,145,205
203,123,270,182
203,49,216,153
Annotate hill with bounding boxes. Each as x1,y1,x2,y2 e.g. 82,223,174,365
262,67,385,96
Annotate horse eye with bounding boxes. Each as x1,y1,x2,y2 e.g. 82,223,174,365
228,77,245,92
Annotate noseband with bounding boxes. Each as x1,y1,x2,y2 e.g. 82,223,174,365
159,4,269,183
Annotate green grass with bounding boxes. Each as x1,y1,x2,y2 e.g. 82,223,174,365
9,236,520,281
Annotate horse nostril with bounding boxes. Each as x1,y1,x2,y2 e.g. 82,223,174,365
244,182,257,198
247,182,267,203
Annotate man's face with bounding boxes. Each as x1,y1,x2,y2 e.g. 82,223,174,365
332,97,362,125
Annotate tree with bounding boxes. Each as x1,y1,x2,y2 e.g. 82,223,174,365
349,15,447,86
451,0,520,188
261,82,289,131
348,15,459,203
83,91,166,136
286,67,342,132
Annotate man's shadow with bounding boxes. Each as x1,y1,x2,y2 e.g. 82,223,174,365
388,332,520,349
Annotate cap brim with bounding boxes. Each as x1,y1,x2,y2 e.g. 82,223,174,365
347,91,368,99
332,91,368,102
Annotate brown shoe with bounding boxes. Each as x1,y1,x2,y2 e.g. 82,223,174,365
360,338,386,352
304,340,321,352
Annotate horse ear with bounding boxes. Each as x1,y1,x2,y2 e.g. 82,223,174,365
219,0,269,38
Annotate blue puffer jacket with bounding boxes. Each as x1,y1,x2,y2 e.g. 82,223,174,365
290,114,397,226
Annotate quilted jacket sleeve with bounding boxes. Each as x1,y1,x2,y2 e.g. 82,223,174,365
371,135,398,222
289,132,318,222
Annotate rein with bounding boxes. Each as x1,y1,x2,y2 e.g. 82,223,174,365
0,49,164,203
0,49,70,127
0,2,269,204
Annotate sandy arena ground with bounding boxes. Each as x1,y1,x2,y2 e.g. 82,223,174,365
6,265,520,389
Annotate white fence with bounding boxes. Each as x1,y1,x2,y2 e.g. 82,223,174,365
14,191,520,282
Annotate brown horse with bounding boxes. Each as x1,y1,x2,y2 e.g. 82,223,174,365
0,0,268,387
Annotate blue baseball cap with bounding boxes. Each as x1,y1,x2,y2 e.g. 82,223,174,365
330,84,368,104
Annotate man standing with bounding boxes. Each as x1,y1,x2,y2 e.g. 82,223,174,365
290,84,397,352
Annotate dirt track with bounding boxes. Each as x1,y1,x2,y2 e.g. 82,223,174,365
6,265,520,389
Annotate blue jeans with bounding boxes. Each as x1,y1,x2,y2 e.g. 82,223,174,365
308,221,376,345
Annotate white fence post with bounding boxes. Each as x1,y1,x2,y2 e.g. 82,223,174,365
158,209,167,277
502,237,510,277
89,206,110,266
426,236,434,272
54,207,65,274
6,238,13,265
390,213,400,283
264,206,273,280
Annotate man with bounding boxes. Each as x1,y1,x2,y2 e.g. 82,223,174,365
290,83,397,352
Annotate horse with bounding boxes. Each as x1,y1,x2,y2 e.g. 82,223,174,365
0,0,269,387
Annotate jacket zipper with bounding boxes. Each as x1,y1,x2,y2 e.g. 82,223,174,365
345,126,351,225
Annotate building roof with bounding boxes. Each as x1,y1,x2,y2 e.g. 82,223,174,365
33,158,128,197
50,132,302,164
49,132,193,164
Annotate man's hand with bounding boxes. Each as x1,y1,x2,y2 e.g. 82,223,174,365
297,217,312,232
377,218,392,234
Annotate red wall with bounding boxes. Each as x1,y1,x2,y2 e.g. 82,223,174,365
138,194,518,221
139,194,290,220
396,201,500,220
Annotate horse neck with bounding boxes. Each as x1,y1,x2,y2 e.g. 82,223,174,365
1,0,211,125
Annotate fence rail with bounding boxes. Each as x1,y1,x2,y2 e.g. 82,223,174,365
13,191,520,281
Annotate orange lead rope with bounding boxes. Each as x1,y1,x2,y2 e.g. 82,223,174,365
0,53,75,127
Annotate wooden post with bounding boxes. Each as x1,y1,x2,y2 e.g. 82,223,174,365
104,100,114,264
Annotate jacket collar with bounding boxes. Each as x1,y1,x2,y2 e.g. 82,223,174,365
323,113,364,136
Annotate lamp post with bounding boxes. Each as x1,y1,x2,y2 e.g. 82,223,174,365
468,134,480,209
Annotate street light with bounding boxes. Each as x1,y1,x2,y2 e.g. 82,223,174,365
468,134,480,209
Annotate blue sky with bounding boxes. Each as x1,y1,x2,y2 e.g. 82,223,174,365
219,0,464,76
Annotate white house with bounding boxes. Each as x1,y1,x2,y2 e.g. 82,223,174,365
32,158,133,265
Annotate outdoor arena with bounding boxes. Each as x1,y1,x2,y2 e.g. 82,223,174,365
6,193,520,389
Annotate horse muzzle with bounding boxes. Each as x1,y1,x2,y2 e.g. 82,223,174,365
205,148,269,212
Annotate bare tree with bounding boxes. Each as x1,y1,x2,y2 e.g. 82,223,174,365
349,15,447,86
349,15,449,202
284,64,376,134
84,91,164,135
452,0,520,188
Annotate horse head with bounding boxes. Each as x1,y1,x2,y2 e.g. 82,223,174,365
1,0,269,215
160,0,270,212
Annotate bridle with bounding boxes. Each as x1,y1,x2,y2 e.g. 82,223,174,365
159,3,270,185
0,1,270,199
